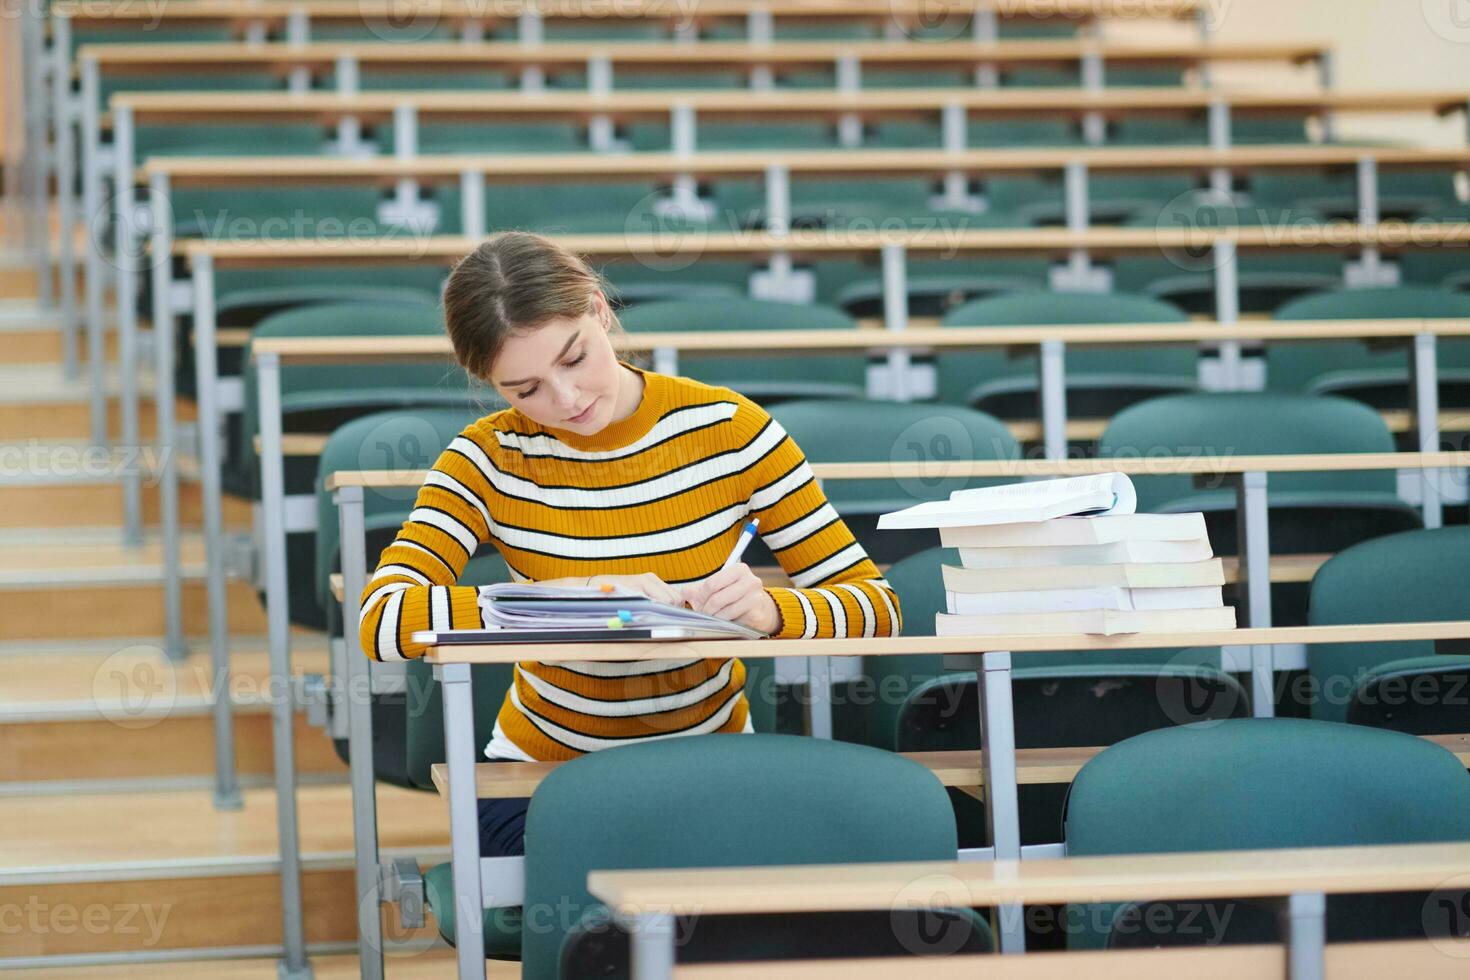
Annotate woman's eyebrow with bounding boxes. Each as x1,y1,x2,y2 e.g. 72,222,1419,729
496,331,582,387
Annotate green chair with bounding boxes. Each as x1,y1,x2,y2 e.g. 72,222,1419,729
616,297,867,403
1113,197,1340,315
1269,286,1470,409
767,399,1020,563
238,303,501,629
1064,718,1470,949
1254,165,1460,223
1099,392,1423,626
936,290,1198,422
524,734,990,978
627,120,837,153
813,210,1044,319
377,122,585,156
1306,526,1470,728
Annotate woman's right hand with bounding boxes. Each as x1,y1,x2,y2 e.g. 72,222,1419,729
587,572,685,607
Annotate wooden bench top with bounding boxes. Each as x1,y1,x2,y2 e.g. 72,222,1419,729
247,319,1470,364
140,144,1470,185
180,221,1470,264
54,0,1210,26
110,87,1470,118
670,943,1465,980
586,839,1470,914
81,38,1328,69
325,452,1470,495
422,621,1470,665
429,734,1470,799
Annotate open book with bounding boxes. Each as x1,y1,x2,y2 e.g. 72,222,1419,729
877,473,1137,531
451,583,766,641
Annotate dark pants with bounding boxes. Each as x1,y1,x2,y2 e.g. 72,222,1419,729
478,795,530,857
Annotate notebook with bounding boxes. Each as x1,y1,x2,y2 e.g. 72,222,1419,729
412,583,766,645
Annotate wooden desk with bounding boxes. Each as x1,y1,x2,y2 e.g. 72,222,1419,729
50,0,1212,29
416,622,1470,973
138,143,1470,187
429,733,1470,800
108,87,1470,126
80,38,1329,77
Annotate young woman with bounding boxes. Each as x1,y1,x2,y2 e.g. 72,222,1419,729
359,231,901,857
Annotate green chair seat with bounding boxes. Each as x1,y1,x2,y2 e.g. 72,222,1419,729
1308,526,1470,725
424,863,523,959
936,290,1197,418
1064,718,1470,949
617,297,866,402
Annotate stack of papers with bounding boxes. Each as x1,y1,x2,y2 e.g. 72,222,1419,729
475,583,764,639
878,473,1235,636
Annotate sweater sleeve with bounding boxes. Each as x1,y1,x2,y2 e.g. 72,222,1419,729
738,402,903,640
357,428,495,662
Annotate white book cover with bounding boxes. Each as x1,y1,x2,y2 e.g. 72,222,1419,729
941,559,1226,593
946,586,1224,616
957,537,1214,569
934,605,1237,637
877,473,1136,531
938,512,1206,549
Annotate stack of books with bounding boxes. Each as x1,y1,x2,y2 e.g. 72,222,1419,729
877,473,1236,636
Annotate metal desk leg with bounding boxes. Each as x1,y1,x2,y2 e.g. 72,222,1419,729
1039,339,1067,461
978,649,1024,953
49,12,79,379
881,242,911,402
190,256,242,810
629,911,676,980
1235,470,1274,717
110,105,142,545
21,4,51,308
1283,891,1326,980
148,174,185,663
1213,238,1242,390
257,352,313,979
1413,332,1443,529
806,656,833,739
438,661,486,980
338,486,384,980
79,55,108,446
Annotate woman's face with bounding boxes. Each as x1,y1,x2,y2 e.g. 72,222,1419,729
487,293,627,436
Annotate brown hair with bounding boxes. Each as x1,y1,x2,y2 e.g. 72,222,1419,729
442,231,622,380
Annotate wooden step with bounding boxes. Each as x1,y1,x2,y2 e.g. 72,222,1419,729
0,478,252,533
1,325,117,365
4,949,489,978
0,265,38,300
0,573,266,640
0,783,451,959
0,645,343,785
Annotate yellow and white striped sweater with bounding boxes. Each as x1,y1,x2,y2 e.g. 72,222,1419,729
358,364,901,762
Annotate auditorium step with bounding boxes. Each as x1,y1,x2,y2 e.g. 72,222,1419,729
0,641,341,788
0,783,453,963
0,529,264,640
5,950,500,977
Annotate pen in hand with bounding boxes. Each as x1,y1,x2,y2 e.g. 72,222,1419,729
682,518,760,609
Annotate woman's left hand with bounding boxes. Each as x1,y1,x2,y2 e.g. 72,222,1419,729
683,563,780,635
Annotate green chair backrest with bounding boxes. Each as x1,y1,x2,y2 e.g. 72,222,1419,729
767,399,1021,514
1307,526,1470,723
937,290,1195,408
617,297,866,400
1064,717,1470,947
523,732,963,979
169,186,387,239
1268,287,1470,395
1098,392,1401,512
242,301,495,468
